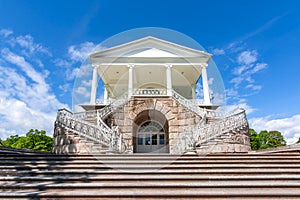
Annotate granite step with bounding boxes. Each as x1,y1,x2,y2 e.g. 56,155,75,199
1,153,300,199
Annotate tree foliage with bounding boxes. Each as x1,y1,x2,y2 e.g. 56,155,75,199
249,129,286,150
2,129,53,152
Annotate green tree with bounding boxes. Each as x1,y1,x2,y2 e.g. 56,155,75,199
2,135,21,147
2,129,53,152
267,130,286,148
258,130,269,150
297,138,300,143
249,128,260,150
249,129,286,150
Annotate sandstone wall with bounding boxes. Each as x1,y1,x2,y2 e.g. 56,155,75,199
108,97,202,154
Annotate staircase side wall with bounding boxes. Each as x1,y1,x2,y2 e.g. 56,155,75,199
196,122,251,154
53,122,90,154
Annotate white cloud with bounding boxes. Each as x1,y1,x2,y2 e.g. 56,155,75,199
208,77,214,85
0,30,68,139
233,65,251,75
2,48,47,85
66,67,80,81
246,84,262,91
0,29,13,37
0,98,55,131
230,50,267,91
226,98,256,115
74,86,90,98
76,63,93,78
249,114,300,144
237,50,258,65
212,48,225,55
252,63,268,73
53,58,72,67
226,88,239,100
0,64,67,139
53,42,97,82
82,80,92,87
10,34,51,56
230,76,244,86
58,84,70,93
68,42,96,63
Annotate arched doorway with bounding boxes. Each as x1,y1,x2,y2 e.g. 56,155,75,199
133,110,169,153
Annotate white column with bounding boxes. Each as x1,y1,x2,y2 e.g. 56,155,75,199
103,87,108,104
128,64,134,98
166,64,172,96
191,84,196,99
201,64,211,105
90,66,98,104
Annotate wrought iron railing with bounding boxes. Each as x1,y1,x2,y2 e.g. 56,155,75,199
195,108,248,145
56,109,126,153
171,89,206,118
174,108,248,154
97,92,129,118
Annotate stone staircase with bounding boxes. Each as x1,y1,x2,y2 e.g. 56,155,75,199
192,108,251,154
196,116,250,153
1,150,300,199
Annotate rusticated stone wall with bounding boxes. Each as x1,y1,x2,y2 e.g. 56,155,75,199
196,122,251,154
107,96,202,154
53,123,90,154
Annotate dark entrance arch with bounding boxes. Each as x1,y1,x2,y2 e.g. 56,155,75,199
133,110,169,153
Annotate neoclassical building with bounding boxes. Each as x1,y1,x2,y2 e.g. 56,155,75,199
53,36,250,154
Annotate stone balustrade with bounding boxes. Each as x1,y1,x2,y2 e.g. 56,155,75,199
133,88,168,96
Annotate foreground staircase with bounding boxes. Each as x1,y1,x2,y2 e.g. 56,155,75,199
1,149,300,199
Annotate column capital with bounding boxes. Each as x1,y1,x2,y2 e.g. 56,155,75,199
165,64,173,68
128,64,135,68
200,63,208,68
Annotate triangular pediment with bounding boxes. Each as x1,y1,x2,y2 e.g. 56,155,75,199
127,48,178,57
89,36,212,63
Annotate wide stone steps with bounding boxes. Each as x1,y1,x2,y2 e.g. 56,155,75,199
1,153,300,199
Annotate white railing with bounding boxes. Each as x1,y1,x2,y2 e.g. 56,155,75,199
173,108,248,154
56,109,111,146
97,92,129,118
73,110,97,120
96,99,114,105
195,108,248,145
133,88,167,96
171,89,206,118
205,107,242,118
56,109,126,153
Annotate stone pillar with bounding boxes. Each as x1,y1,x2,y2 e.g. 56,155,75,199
166,64,172,96
201,64,211,105
90,66,98,104
128,64,134,98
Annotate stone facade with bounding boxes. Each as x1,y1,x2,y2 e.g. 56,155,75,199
53,96,251,155
105,96,202,154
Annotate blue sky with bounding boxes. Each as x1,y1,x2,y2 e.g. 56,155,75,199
0,0,299,143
